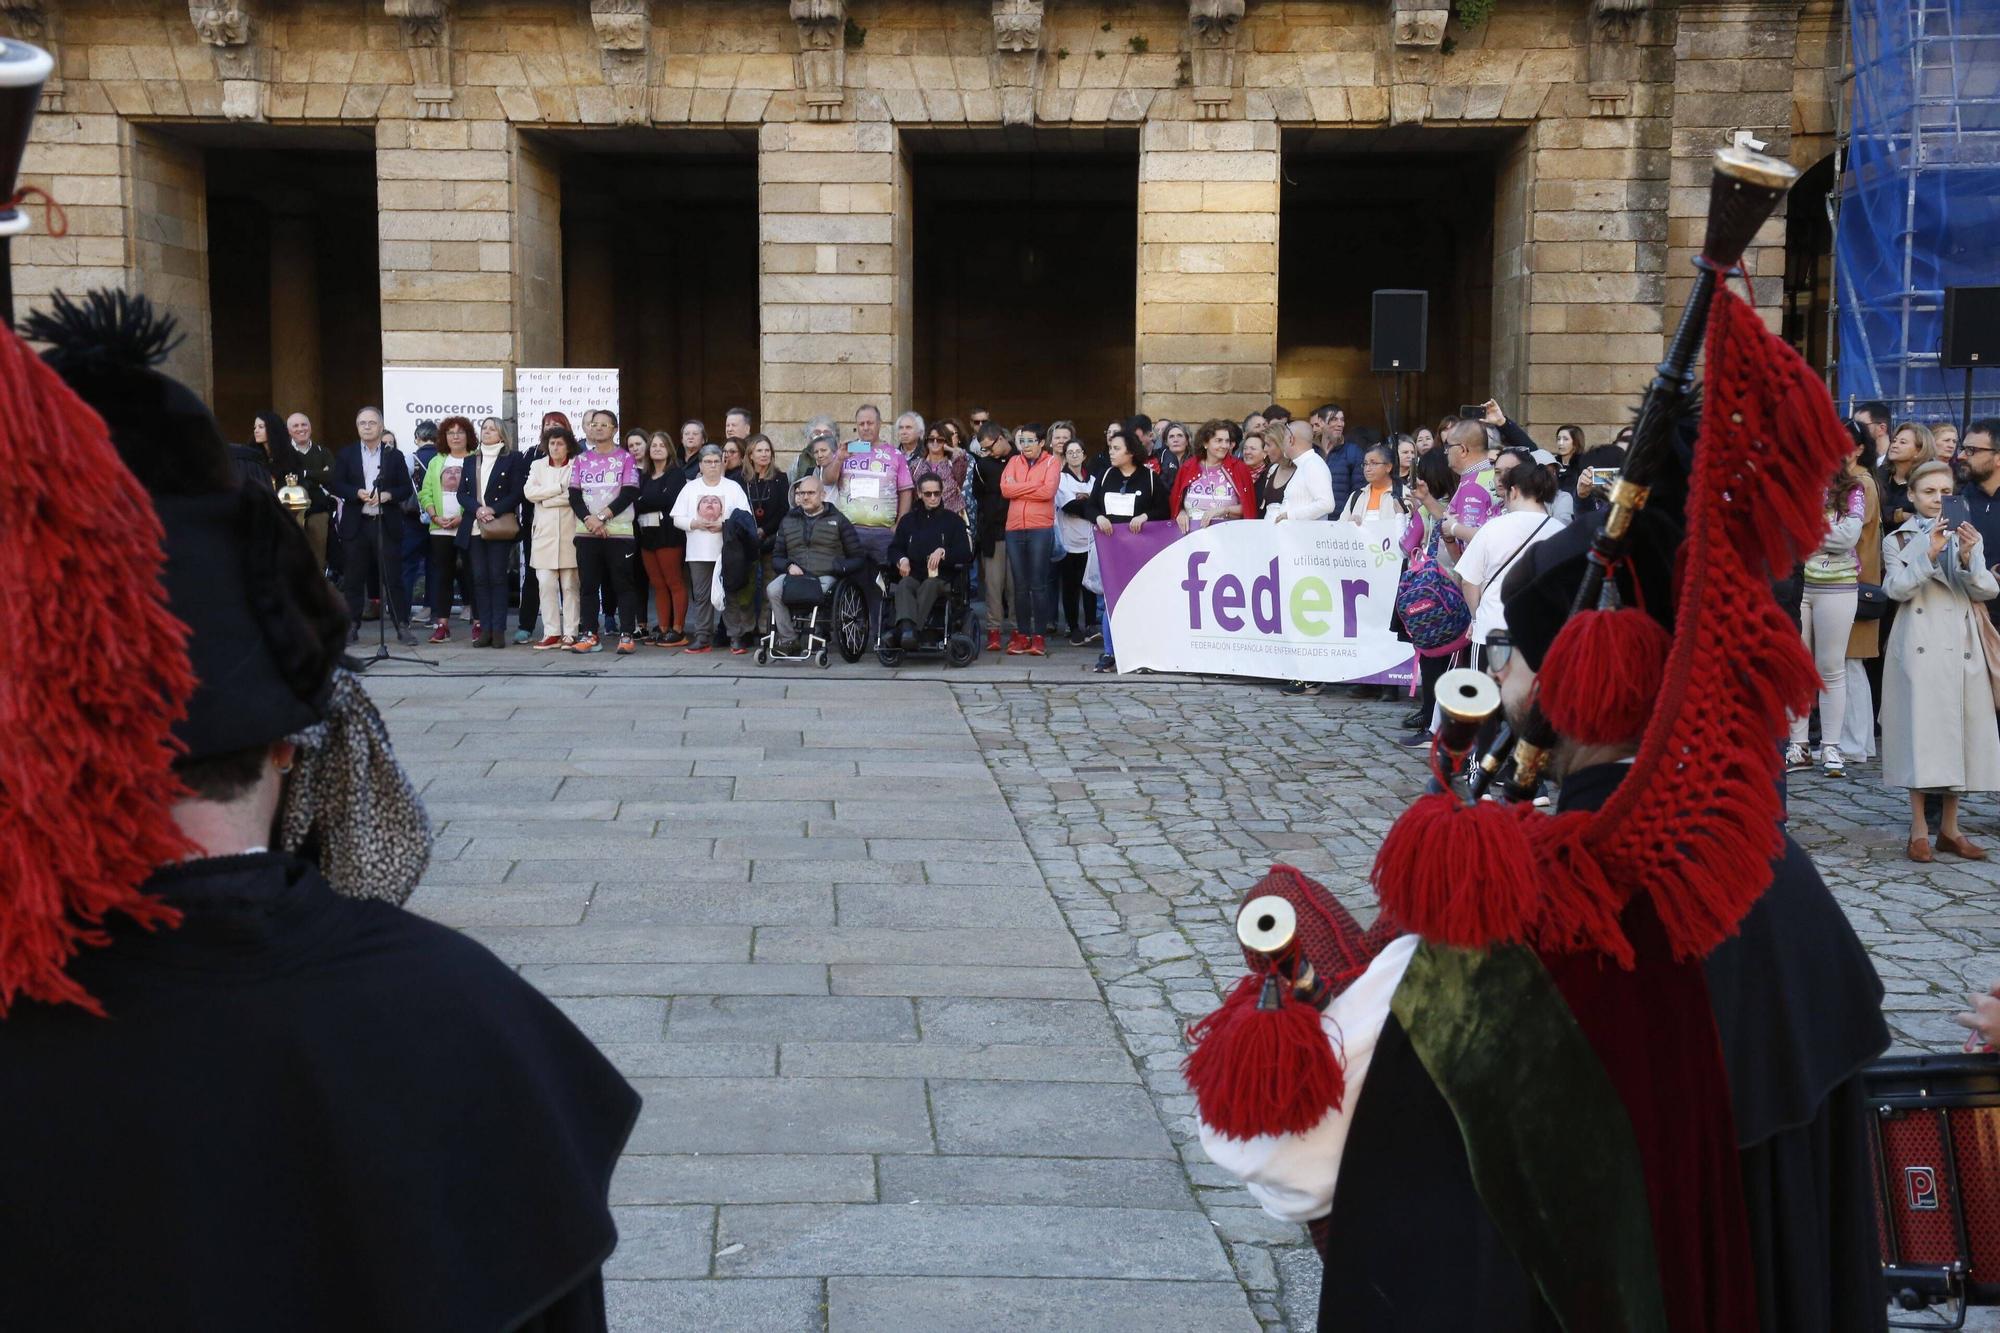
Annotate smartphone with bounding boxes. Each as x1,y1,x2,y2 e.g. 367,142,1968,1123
1941,496,1973,529
1458,404,1484,421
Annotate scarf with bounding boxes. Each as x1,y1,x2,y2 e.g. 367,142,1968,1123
278,669,431,903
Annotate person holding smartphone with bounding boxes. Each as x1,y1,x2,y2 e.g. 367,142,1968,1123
1880,460,1999,862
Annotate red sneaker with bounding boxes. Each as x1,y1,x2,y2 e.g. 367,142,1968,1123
1028,635,1047,657
987,629,1004,653
1006,632,1030,655
533,634,563,650
429,621,450,644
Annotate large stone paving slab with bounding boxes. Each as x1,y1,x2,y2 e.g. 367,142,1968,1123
365,666,1255,1332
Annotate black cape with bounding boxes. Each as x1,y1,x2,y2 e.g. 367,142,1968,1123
1705,834,1891,1333
0,853,639,1333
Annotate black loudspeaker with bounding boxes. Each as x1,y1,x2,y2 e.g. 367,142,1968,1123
1372,289,1428,373
1943,286,2000,368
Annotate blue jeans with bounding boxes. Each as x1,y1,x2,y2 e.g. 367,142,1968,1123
1006,527,1056,637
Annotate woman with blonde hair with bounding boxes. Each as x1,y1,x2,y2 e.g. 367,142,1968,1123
1881,459,1999,860
523,425,582,649
1876,421,1937,531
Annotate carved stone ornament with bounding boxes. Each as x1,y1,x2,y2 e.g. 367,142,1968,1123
1391,8,1450,51
0,0,60,109
385,0,454,119
791,0,845,123
1585,0,1646,117
590,0,651,125
189,0,264,119
990,0,1043,127
1187,0,1244,120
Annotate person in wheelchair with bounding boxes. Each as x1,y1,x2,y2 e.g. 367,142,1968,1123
885,475,973,651
766,474,864,653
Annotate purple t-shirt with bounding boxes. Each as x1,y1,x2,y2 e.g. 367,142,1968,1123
1447,463,1498,539
840,443,913,529
573,447,639,538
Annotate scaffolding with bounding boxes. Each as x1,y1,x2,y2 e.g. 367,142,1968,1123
1834,0,2000,426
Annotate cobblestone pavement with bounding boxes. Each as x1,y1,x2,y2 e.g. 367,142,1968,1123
369,639,2000,1331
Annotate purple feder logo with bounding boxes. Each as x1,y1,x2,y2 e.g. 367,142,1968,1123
1179,551,1373,639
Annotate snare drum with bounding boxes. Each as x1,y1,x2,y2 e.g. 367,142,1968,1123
1864,1053,2000,1323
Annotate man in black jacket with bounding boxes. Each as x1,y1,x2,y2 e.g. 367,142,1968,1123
768,474,862,650
971,422,1014,652
2,292,638,1333
277,410,335,569
886,472,974,649
330,406,417,644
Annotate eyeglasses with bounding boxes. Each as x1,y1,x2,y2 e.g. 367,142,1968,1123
1483,631,1513,673
1960,445,1995,458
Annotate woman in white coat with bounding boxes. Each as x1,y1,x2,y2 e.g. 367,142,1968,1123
523,426,581,648
1881,459,2000,861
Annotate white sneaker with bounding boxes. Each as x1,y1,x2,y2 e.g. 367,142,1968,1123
1822,744,1845,776
1783,743,1811,772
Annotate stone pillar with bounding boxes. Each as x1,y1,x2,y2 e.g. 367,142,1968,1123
1137,119,1277,425
512,133,563,371
14,109,124,319
375,116,517,368
757,119,903,455
1513,9,1676,441
1668,2,1797,329
268,205,321,426
126,126,210,399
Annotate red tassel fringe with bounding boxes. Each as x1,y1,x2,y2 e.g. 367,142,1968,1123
1540,609,1672,746
0,329,194,1016
1371,791,1541,950
1185,970,1345,1141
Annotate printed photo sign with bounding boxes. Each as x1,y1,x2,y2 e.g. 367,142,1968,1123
380,366,504,459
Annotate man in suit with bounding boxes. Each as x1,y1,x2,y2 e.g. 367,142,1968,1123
330,405,417,644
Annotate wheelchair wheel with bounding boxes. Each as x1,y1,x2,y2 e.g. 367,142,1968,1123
754,644,770,666
877,644,905,668
833,581,870,663
815,647,831,669
946,634,977,668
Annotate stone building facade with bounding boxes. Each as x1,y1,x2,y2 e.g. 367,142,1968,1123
11,0,1843,452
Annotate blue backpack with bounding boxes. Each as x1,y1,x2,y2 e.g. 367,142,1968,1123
1394,522,1471,654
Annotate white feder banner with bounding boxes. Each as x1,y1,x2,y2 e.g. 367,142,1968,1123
380,367,504,460
516,368,620,446
1096,519,1414,686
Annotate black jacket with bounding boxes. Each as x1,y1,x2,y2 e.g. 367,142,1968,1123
0,852,637,1333
742,470,790,551
972,453,1012,556
1083,464,1168,525
633,467,688,551
271,440,334,515
886,504,973,577
329,443,414,541
230,444,275,494
720,509,764,594
453,450,527,549
773,504,864,579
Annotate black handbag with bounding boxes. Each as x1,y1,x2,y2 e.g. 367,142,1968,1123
781,573,826,606
1854,582,1887,622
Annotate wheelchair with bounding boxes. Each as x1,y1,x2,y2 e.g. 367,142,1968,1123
876,566,981,669
754,569,872,668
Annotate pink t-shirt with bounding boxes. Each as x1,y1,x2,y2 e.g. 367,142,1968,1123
572,447,639,538
840,443,913,529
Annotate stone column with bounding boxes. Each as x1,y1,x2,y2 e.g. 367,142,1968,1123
512,133,563,372
126,126,211,399
375,116,517,369
1667,2,1797,328
1137,119,1278,425
1513,8,1676,441
757,119,903,455
268,204,321,426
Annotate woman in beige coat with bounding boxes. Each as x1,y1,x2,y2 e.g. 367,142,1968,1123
1881,460,2000,861
523,426,581,648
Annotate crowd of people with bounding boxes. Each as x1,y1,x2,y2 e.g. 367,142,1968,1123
242,393,2000,855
